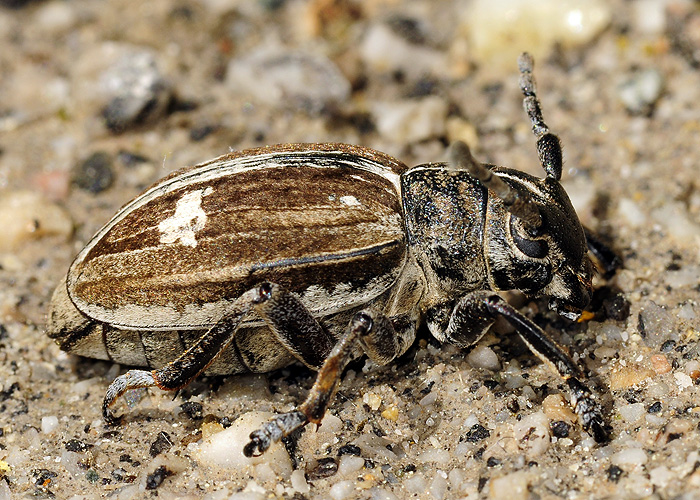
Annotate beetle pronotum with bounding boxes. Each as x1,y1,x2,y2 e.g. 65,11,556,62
47,53,619,456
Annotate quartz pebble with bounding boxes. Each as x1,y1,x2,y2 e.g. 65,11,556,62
226,48,350,113
372,96,448,143
0,191,72,251
617,69,664,115
195,411,292,479
467,345,501,371
464,0,611,72
514,411,550,458
489,471,531,500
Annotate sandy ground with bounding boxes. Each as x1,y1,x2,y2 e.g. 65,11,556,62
1,0,700,499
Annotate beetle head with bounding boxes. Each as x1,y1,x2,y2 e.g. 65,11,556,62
448,141,592,320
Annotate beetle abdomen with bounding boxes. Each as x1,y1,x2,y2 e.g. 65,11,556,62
67,145,407,331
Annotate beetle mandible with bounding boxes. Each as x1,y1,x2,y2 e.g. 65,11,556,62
47,53,619,456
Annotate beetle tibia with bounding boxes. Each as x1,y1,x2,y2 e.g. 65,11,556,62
103,369,157,425
243,410,306,457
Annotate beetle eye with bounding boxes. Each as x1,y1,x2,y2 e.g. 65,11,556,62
510,216,548,258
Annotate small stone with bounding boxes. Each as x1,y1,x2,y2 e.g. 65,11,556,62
226,48,350,113
609,363,654,390
648,401,662,413
649,354,672,374
611,447,648,467
464,424,490,443
179,401,203,420
607,464,624,482
514,411,550,458
145,465,172,490
195,411,292,478
489,470,531,500
41,416,59,434
149,431,173,457
337,444,361,456
617,68,664,115
637,302,677,348
64,439,88,453
618,403,645,423
0,191,73,251
307,457,338,480
337,455,365,477
100,51,172,132
467,345,502,371
550,420,571,438
73,152,114,194
372,96,448,144
381,405,399,421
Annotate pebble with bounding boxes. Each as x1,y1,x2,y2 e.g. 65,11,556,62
359,23,448,79
290,469,309,494
513,411,550,458
226,48,350,113
651,201,700,245
467,345,501,371
195,411,292,479
99,50,172,132
372,96,448,143
489,471,531,500
638,301,676,348
617,68,664,115
72,152,114,194
337,455,365,477
428,471,448,499
464,0,611,72
609,363,654,390
329,479,355,500
618,402,645,423
0,191,72,251
650,354,672,374
41,415,59,434
611,447,648,467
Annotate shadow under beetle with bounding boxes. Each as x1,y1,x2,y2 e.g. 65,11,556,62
47,53,619,456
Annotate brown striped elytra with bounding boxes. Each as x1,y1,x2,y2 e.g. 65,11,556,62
47,54,620,457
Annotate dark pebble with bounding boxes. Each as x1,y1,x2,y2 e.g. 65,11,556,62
550,420,571,438
661,340,677,353
486,457,501,467
145,465,172,490
307,457,338,480
464,424,490,443
180,401,203,420
189,124,217,142
117,150,149,167
603,294,631,321
648,401,662,413
73,152,114,194
64,438,89,452
337,444,361,456
149,431,173,457
607,465,623,482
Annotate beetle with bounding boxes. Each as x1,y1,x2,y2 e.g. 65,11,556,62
47,53,619,457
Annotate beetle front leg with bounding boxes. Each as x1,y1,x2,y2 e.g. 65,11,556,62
583,226,622,278
244,309,403,457
103,286,262,424
433,291,610,443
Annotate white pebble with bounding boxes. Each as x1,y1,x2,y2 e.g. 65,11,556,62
617,198,647,228
618,403,645,423
372,97,448,144
337,455,365,477
611,447,648,467
464,0,611,72
41,416,59,434
467,345,501,371
429,472,448,499
649,465,674,488
0,191,72,251
290,469,309,494
404,472,428,495
195,411,292,479
417,448,451,465
674,372,693,391
514,411,551,457
489,471,531,500
329,480,355,500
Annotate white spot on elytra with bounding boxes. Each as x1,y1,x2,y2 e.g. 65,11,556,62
158,187,213,248
339,195,361,206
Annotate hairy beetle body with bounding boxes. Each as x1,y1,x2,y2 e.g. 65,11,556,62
47,54,620,456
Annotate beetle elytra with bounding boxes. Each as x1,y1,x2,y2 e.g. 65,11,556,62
47,53,619,456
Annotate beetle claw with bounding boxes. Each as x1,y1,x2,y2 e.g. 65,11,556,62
243,431,269,457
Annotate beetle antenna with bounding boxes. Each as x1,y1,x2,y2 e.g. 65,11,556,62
448,141,542,229
518,52,563,181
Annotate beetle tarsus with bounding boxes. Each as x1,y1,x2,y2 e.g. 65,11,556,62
568,377,610,443
102,369,157,424
243,410,307,457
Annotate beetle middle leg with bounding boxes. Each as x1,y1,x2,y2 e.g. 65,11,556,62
429,291,610,443
244,309,408,457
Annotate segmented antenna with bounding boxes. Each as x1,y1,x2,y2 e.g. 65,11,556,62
518,52,563,181
448,141,542,230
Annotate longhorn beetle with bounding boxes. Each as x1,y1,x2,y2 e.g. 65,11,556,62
47,53,619,456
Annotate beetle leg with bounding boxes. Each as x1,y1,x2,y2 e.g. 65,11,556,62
244,308,406,457
102,287,262,424
435,291,610,443
583,226,622,278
